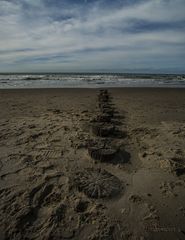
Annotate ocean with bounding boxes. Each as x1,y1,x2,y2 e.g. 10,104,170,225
0,73,185,89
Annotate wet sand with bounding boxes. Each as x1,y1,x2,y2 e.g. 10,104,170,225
0,88,185,240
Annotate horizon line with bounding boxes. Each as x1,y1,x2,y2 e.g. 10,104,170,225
0,71,184,75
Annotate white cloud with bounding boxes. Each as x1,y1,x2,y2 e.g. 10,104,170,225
0,0,185,72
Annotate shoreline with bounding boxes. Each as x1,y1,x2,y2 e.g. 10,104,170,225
1,86,185,90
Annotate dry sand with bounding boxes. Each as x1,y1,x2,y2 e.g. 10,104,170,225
0,88,185,240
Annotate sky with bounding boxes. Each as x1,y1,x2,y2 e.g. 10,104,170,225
0,0,185,73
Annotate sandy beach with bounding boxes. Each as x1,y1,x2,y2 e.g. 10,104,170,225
0,88,185,240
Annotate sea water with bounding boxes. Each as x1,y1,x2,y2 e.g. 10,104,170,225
0,73,185,89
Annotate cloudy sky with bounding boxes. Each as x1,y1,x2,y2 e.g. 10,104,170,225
0,0,185,73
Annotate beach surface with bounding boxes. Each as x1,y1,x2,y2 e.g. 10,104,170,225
0,88,185,240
